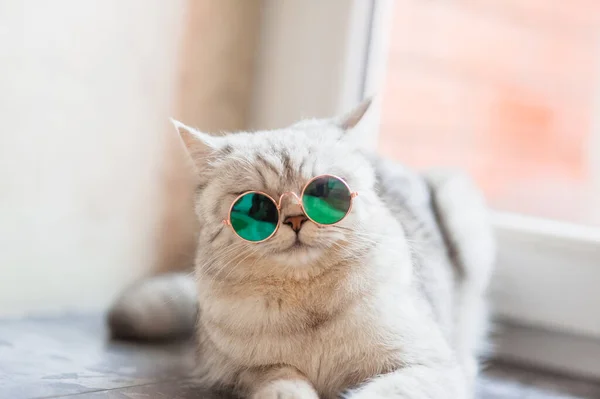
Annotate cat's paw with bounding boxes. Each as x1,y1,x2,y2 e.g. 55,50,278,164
252,379,319,399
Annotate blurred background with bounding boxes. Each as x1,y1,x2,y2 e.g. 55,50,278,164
1,0,600,391
379,0,600,226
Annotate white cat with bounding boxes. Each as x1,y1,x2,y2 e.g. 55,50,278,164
108,100,494,399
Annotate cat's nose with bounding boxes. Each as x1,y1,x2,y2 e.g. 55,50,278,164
283,214,308,232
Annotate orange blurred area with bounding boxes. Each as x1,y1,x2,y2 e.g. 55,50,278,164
379,0,600,225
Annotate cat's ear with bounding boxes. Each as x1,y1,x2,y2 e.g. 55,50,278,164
335,97,378,149
337,97,373,130
170,118,221,161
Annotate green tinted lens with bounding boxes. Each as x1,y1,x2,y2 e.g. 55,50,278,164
302,176,352,225
230,192,279,241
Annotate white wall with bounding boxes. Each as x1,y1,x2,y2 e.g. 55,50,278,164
0,1,186,316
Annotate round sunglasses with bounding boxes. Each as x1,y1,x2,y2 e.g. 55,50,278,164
223,175,357,242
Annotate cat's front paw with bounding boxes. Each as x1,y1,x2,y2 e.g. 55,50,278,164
252,379,319,399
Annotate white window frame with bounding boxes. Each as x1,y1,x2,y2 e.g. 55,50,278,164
250,0,383,132
489,213,600,378
249,0,600,378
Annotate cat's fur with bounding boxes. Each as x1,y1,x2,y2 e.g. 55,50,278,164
108,101,494,398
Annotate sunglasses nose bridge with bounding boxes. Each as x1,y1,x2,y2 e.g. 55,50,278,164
277,191,302,208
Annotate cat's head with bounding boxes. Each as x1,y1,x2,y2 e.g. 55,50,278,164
176,100,384,280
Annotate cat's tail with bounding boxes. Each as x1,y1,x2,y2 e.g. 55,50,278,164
107,272,198,341
424,170,495,291
424,170,496,377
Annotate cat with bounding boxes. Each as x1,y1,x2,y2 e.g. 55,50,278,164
108,100,495,399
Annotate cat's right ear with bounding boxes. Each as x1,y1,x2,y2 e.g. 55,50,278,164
170,119,220,164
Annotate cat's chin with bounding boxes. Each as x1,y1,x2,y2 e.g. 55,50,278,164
270,242,324,267
287,239,310,251
272,235,313,253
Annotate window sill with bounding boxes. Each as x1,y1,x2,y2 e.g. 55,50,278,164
490,212,600,378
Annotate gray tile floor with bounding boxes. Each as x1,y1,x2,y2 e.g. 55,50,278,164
1,315,600,398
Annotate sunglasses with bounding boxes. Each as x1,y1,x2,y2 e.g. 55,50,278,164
223,175,357,242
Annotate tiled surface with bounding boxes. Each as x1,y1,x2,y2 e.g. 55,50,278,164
378,0,600,225
2,315,600,398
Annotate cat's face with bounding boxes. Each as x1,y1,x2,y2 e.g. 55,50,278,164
178,102,381,279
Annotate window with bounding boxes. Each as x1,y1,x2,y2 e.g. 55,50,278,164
378,0,600,226
373,0,600,377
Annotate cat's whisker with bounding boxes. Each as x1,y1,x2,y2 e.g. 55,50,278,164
333,227,429,246
198,242,245,270
219,246,263,282
209,246,253,276
330,242,357,260
198,243,251,285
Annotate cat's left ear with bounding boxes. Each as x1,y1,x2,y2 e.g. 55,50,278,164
337,97,373,130
335,97,378,148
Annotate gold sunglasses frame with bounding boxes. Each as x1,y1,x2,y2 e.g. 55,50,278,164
222,174,358,243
